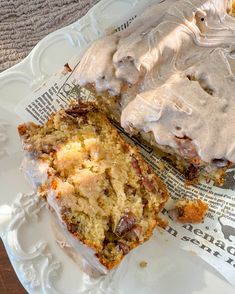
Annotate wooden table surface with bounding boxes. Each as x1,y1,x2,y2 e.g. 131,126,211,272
0,239,27,294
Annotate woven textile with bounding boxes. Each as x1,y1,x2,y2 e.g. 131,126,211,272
0,0,99,72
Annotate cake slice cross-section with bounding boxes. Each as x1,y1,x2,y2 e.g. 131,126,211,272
18,102,168,274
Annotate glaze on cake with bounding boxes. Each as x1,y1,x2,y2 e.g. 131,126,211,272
75,0,235,183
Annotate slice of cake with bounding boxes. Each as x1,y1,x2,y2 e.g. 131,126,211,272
74,0,235,185
18,102,168,274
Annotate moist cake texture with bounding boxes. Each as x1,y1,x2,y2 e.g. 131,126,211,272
74,0,235,184
18,103,168,272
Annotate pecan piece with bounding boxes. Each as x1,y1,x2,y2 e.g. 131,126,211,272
125,225,142,242
142,176,156,193
130,155,142,176
115,212,136,236
184,164,198,181
130,155,157,193
65,102,94,117
117,242,130,255
175,136,198,159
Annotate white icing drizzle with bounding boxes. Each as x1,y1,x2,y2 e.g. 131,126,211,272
75,0,235,163
21,156,109,275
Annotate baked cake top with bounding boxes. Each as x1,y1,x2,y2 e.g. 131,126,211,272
75,0,235,164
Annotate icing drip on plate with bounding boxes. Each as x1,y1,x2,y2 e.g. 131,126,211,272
75,0,235,164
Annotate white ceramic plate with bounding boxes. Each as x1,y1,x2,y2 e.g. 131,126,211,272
0,0,234,293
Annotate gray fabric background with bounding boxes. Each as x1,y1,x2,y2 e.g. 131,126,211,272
0,0,99,72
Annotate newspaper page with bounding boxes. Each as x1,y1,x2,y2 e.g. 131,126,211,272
15,19,235,287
